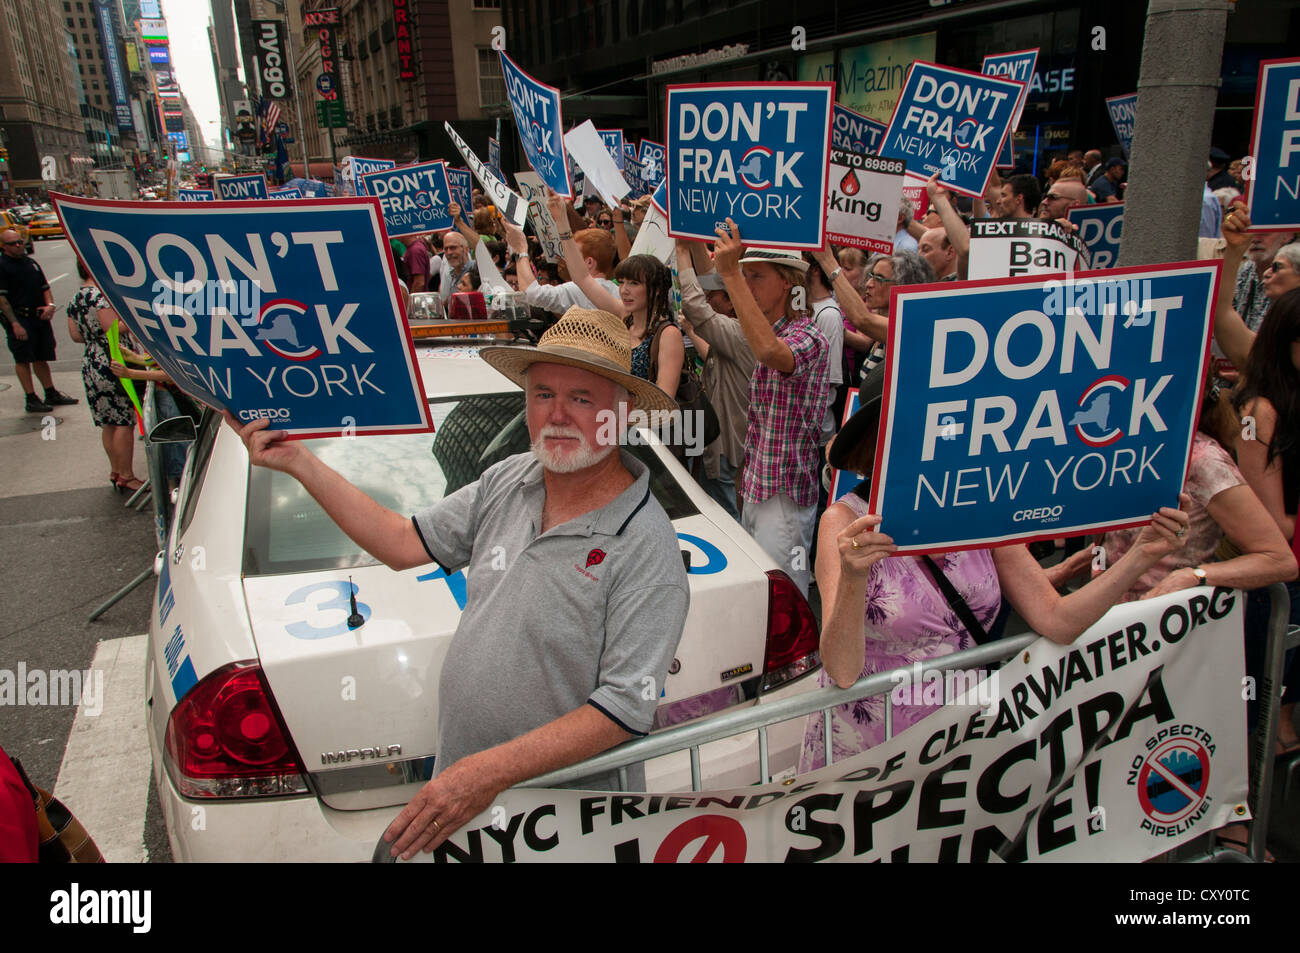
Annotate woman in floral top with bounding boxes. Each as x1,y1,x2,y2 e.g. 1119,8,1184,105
800,368,1192,772
65,259,141,491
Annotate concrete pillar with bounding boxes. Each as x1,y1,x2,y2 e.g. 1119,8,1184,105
1116,0,1234,267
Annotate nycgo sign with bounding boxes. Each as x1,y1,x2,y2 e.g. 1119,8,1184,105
253,19,291,100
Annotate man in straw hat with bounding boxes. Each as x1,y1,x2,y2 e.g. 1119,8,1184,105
225,307,688,859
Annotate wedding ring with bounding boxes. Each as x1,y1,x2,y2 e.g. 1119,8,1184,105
1176,526,1187,538
851,538,861,549
431,818,442,833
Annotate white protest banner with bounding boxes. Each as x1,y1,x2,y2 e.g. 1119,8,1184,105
667,82,834,249
825,150,905,253
871,261,1219,552
361,160,455,238
473,238,509,293
1246,57,1300,231
968,218,1088,279
403,588,1248,862
499,51,571,196
628,205,673,264
514,171,563,263
879,62,1023,199
564,120,631,209
445,121,528,228
214,173,268,200
51,193,432,439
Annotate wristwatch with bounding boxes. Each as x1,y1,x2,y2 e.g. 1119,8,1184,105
514,252,530,262
1192,567,1208,586
827,267,843,284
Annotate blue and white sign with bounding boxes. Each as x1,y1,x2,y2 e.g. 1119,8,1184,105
446,166,472,213
347,156,397,197
880,62,1023,200
1068,202,1125,270
650,179,667,217
50,193,433,439
598,129,625,171
1106,93,1137,158
623,141,638,164
666,82,834,249
499,51,571,197
289,178,331,198
639,139,666,187
215,174,269,201
982,49,1039,171
1246,57,1300,231
488,136,501,175
869,261,1220,553
361,160,454,238
268,187,304,200
177,189,215,202
832,104,886,156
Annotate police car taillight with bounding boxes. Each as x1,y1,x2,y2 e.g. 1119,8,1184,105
760,571,821,692
163,661,309,798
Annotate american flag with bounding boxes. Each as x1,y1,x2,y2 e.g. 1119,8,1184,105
261,101,282,141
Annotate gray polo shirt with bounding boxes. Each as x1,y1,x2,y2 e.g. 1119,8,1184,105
411,449,689,790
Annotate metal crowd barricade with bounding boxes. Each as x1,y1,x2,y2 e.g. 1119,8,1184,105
375,586,1297,862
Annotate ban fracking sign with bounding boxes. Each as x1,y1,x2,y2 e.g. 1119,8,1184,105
981,48,1038,170
869,261,1220,553
666,82,834,249
832,103,887,156
215,174,269,201
1069,202,1125,270
967,218,1087,280
51,194,433,439
879,62,1023,199
1106,93,1137,157
361,160,455,238
1246,57,1300,231
825,150,905,253
499,51,571,197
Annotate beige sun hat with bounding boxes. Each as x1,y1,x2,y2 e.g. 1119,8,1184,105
479,307,678,413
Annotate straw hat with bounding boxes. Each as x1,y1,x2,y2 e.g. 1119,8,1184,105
738,249,810,273
479,307,678,413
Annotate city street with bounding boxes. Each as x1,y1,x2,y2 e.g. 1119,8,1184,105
0,235,171,861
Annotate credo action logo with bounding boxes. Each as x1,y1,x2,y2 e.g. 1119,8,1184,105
1126,724,1216,837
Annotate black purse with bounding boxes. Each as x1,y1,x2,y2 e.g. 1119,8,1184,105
920,555,992,646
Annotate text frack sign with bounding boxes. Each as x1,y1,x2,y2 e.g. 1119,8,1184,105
51,194,432,439
879,62,1023,199
499,51,571,197
968,218,1088,280
1246,57,1300,231
870,262,1219,553
361,160,455,238
667,82,834,249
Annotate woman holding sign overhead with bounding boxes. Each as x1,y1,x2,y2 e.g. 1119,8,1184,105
799,367,1192,771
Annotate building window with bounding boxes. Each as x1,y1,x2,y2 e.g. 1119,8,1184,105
66,17,73,27
477,47,505,107
473,0,502,8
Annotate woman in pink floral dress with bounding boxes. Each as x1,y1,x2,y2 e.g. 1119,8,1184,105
800,370,1193,773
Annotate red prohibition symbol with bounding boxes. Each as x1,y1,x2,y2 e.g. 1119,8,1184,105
653,815,747,863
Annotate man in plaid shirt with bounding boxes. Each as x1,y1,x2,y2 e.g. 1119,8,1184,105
713,218,830,596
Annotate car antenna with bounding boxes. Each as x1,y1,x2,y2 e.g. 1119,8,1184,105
346,576,365,630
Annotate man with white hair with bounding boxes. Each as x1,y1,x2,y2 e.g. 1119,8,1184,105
894,197,919,252
226,307,688,858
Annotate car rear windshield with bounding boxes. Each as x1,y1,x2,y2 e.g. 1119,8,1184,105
242,393,699,576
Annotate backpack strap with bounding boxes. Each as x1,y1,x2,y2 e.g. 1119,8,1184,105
920,555,990,645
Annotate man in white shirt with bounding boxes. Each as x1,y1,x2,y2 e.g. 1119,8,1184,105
435,231,471,306
504,222,620,315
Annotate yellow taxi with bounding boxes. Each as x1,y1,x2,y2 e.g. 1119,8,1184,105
28,213,64,239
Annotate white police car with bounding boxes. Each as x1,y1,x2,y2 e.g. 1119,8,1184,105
145,340,822,861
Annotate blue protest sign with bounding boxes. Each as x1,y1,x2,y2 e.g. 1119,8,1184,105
1106,93,1137,157
268,186,304,200
488,136,501,175
178,189,215,202
869,261,1220,552
650,179,667,217
361,160,454,238
639,139,666,187
829,388,864,501
1247,57,1300,231
1068,202,1124,270
623,141,637,164
499,51,571,197
51,193,433,439
348,156,397,196
880,62,1022,200
446,166,472,213
215,174,269,200
982,49,1037,172
289,178,331,198
666,82,834,249
623,154,648,198
832,104,886,156
598,129,625,171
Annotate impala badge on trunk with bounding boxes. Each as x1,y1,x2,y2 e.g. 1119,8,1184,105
321,744,402,765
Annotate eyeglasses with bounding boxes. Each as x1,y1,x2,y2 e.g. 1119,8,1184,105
865,271,897,284
1043,193,1067,202
1266,260,1292,274
1,240,22,246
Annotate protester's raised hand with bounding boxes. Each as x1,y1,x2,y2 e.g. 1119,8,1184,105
448,201,462,222
544,188,572,234
222,412,308,475
838,513,896,576
1222,204,1252,250
925,169,948,203
712,218,745,276
502,220,528,254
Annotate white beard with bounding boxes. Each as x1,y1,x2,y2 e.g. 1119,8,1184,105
530,425,615,474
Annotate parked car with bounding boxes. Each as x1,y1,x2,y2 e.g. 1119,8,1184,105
27,213,63,239
146,340,822,861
